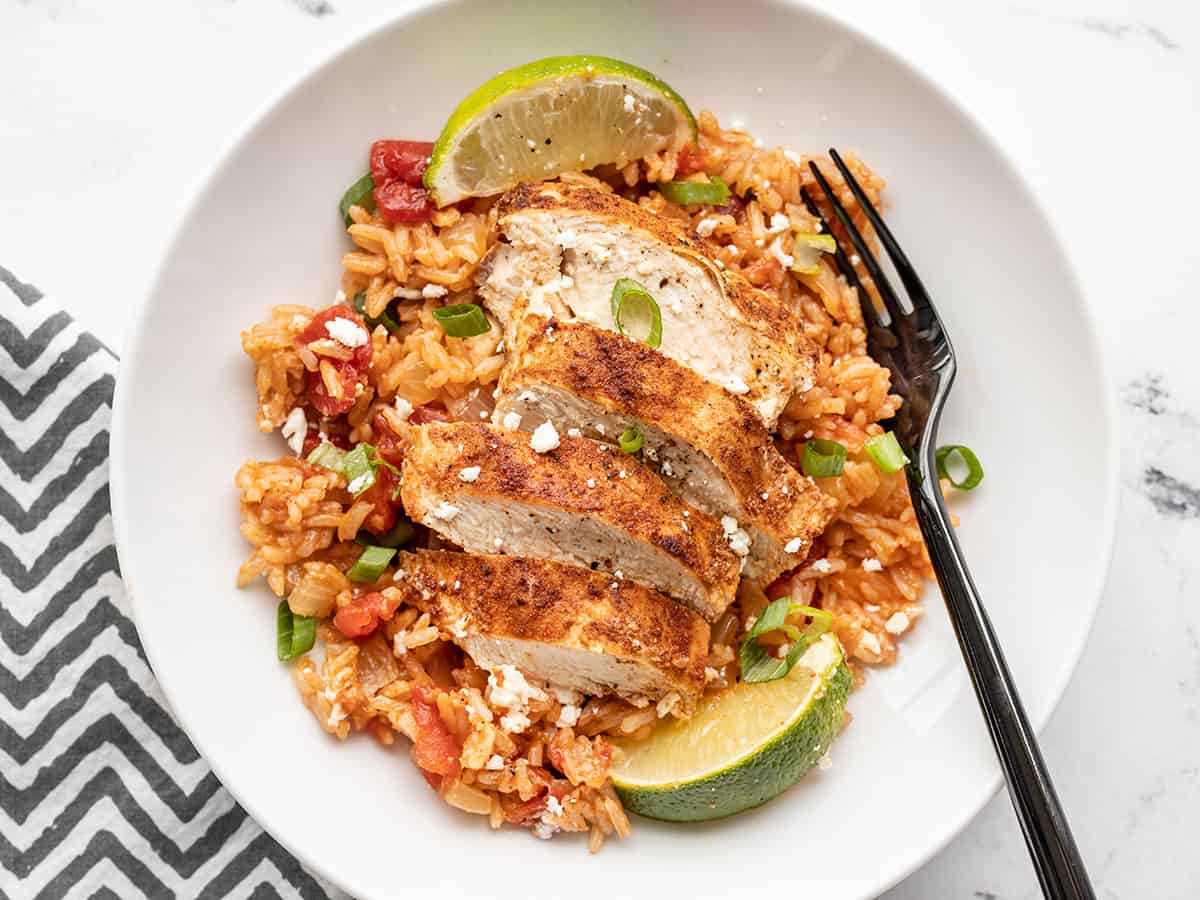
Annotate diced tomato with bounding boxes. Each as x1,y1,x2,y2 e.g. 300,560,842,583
370,410,409,467
410,684,462,784
766,571,797,602
743,254,782,287
332,590,400,638
675,143,708,177
503,780,565,826
301,416,353,457
408,402,452,425
359,465,399,535
301,429,322,458
375,180,435,225
296,305,374,416
370,140,436,225
370,140,434,186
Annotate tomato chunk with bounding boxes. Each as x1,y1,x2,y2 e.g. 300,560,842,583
408,402,453,425
370,410,409,467
359,465,399,535
370,140,435,225
675,143,708,177
332,590,399,639
410,684,462,786
296,305,373,417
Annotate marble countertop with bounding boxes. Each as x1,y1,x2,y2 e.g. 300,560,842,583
3,0,1197,896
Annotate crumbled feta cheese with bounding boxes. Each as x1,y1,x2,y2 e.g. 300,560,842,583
493,537,504,549
761,492,769,500
281,407,307,456
324,317,369,348
720,516,752,557
501,411,522,431
618,470,627,479
567,427,582,438
862,558,883,572
768,236,795,269
459,466,481,483
530,421,560,453
488,665,547,708
478,410,488,420
500,710,531,734
532,820,558,840
421,283,448,299
860,631,882,654
623,93,635,113
784,537,804,554
544,795,565,818
811,558,832,574
326,702,347,728
594,423,606,436
660,459,675,477
394,286,424,300
885,612,910,635
725,375,750,395
289,314,310,330
680,519,689,532
556,704,581,728
453,580,460,591
586,478,596,488
346,472,371,494
768,212,790,233
448,616,470,639
695,216,721,238
393,395,413,421
705,666,720,682
485,754,505,770
430,501,460,522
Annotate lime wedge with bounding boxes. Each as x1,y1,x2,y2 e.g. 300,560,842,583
424,55,696,206
610,634,851,822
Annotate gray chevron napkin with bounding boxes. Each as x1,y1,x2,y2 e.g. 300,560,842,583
0,269,344,899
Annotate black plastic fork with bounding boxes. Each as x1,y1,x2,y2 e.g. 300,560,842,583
804,151,1096,900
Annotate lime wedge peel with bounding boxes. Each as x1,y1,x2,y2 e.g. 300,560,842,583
611,633,851,822
424,55,696,206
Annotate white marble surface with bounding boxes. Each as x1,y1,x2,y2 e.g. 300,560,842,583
3,0,1198,896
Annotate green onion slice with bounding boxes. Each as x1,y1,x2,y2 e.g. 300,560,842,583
307,442,346,472
739,597,833,684
610,278,663,348
618,427,644,454
936,444,984,490
801,438,847,478
348,545,396,583
432,303,490,338
276,601,317,662
373,516,417,549
659,176,731,206
865,431,910,474
342,444,376,495
339,173,376,227
353,290,400,334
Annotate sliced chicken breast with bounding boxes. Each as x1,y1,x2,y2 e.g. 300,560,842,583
401,421,739,620
392,550,708,706
492,314,838,582
477,181,816,428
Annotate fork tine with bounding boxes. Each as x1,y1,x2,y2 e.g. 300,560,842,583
798,187,872,313
828,148,933,314
807,159,906,323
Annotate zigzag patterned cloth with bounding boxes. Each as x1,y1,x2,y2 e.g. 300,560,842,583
0,270,345,899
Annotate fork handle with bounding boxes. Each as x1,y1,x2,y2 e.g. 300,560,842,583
906,466,1096,900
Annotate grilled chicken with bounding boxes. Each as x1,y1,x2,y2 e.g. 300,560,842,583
392,550,708,705
492,314,839,582
477,181,816,429
401,421,739,620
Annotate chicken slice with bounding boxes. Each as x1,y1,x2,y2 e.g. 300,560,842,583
477,180,816,429
401,421,739,621
392,550,708,706
492,314,838,582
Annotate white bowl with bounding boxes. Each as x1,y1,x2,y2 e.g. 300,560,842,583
110,2,1118,897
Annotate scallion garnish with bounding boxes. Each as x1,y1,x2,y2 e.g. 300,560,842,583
738,597,832,683
865,431,909,474
801,438,847,478
432,303,490,338
373,516,417,548
659,176,731,206
610,278,663,348
935,444,984,490
348,545,396,583
353,290,401,334
618,427,644,454
342,444,376,495
339,173,376,227
307,441,346,472
277,601,317,662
